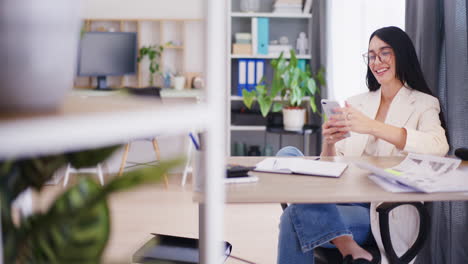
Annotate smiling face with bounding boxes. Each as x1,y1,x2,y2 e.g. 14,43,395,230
367,36,398,86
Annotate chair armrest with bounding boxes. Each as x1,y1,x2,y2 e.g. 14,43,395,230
376,202,430,264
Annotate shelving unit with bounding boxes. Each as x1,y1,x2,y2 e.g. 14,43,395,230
227,0,314,156
0,1,226,262
75,18,203,90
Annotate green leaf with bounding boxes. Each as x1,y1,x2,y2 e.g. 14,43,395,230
0,155,68,204
255,84,266,95
104,157,184,192
66,145,121,169
315,67,326,87
16,178,109,264
13,158,183,263
271,72,282,96
257,95,272,117
242,89,256,109
289,49,298,68
309,96,318,113
306,78,317,95
272,102,283,112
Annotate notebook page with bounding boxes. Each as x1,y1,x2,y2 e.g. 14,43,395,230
255,158,348,177
291,159,348,177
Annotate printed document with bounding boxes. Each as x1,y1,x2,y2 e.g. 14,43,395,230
255,157,348,178
357,153,468,193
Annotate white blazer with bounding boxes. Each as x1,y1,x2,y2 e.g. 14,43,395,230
334,86,449,264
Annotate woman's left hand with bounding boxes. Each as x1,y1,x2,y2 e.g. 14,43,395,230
331,102,377,135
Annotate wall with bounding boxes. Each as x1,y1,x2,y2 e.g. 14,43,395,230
82,0,203,19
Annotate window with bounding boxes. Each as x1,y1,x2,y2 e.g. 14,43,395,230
326,0,405,103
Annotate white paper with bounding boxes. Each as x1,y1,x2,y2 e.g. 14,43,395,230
368,175,418,193
357,154,468,193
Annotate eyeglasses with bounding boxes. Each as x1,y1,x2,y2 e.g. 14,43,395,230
362,47,393,65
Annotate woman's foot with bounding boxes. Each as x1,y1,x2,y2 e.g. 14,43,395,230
332,235,372,261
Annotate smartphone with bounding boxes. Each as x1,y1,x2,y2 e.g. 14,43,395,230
321,99,342,119
321,99,350,137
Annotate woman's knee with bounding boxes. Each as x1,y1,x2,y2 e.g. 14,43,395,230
276,146,304,157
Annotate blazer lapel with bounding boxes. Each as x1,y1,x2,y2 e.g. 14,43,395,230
350,89,381,156
379,86,416,155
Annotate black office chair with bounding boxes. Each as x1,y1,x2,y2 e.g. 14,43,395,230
280,202,430,264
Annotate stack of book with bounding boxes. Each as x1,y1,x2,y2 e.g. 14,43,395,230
232,33,252,55
273,0,302,14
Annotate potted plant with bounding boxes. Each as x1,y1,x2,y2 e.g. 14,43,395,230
0,145,183,263
242,49,325,131
138,45,165,88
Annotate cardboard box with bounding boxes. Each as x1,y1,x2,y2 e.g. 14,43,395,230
232,44,252,55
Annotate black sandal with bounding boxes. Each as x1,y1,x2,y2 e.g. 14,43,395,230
342,247,381,264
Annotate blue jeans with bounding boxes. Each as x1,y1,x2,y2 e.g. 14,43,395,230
276,147,373,264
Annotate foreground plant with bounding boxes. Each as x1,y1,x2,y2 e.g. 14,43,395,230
0,145,183,263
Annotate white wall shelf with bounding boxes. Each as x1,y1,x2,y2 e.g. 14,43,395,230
0,94,210,159
231,12,311,19
230,54,311,59
230,125,266,131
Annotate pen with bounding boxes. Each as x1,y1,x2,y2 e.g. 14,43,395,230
189,132,200,150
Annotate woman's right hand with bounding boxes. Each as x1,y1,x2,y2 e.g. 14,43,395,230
322,120,349,146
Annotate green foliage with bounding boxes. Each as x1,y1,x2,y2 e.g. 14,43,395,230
242,49,326,117
138,45,165,86
1,146,184,263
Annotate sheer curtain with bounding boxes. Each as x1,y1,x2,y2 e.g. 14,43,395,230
406,0,468,263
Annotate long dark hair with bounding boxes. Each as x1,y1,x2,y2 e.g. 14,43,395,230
365,26,448,136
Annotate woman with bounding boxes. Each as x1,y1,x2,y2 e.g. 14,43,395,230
277,26,449,264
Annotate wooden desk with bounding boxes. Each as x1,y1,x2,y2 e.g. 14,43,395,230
204,156,468,204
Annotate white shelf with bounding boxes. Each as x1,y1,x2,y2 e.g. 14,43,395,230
231,12,312,18
230,54,311,59
0,94,210,159
230,95,311,101
161,88,203,98
230,125,266,131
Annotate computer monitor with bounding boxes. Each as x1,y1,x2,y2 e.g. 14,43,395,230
77,32,137,90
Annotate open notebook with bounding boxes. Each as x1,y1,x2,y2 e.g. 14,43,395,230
255,157,348,178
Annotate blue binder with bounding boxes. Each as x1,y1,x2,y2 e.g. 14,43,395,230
255,59,265,85
257,18,269,55
298,59,306,72
237,59,248,96
246,59,256,92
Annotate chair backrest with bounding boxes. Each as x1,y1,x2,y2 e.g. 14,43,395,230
377,202,430,264
280,202,430,264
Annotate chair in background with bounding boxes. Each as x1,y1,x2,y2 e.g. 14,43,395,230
118,138,169,188
63,163,105,186
281,202,429,264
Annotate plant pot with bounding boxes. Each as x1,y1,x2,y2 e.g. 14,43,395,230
0,0,81,112
282,107,306,131
173,76,186,90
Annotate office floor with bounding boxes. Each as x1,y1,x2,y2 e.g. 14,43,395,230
34,168,282,264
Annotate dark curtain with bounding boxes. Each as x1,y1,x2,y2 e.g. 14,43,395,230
309,0,327,154
406,0,468,263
